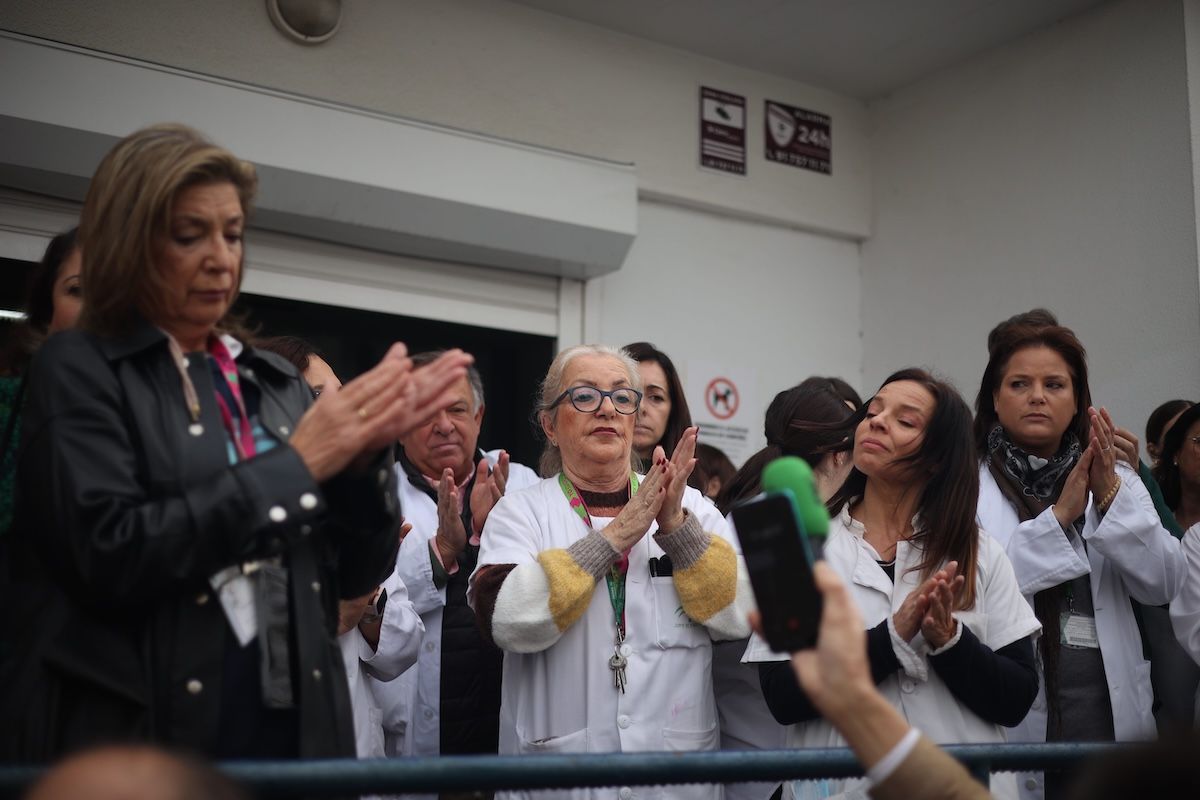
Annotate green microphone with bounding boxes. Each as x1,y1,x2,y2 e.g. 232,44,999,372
730,455,828,651
761,456,830,557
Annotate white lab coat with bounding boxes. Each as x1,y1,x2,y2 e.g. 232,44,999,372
743,505,1040,800
475,478,738,800
712,637,788,800
977,460,1185,800
368,450,540,760
715,509,789,800
339,568,424,759
1168,522,1200,725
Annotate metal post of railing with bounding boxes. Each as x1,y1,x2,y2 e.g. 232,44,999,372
0,742,1123,798
967,757,992,786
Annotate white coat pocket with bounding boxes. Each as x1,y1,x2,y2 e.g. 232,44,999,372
517,725,589,754
658,723,721,799
506,727,592,800
651,578,707,649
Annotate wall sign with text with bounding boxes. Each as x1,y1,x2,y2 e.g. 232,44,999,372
764,101,831,174
686,360,758,467
699,87,746,175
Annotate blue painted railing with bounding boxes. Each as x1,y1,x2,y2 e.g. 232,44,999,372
0,742,1119,797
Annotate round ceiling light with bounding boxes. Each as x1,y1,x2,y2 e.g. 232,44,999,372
267,0,342,45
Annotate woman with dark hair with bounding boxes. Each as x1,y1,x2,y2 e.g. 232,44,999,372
753,368,1040,800
254,335,341,398
1156,404,1200,532
22,229,83,337
975,323,1184,799
1148,400,1194,469
717,377,858,800
1164,404,1200,725
1,227,82,538
622,341,693,463
718,377,859,515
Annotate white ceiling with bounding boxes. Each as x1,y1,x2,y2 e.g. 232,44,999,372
507,0,1110,100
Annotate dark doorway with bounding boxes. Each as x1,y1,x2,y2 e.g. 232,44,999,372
234,293,556,470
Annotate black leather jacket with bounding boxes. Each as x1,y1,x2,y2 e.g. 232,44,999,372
0,321,400,761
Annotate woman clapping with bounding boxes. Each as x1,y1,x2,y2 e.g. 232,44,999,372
753,369,1040,800
975,322,1184,798
0,124,470,761
470,344,751,800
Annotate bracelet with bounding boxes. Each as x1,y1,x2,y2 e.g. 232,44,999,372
867,727,922,786
1097,478,1121,513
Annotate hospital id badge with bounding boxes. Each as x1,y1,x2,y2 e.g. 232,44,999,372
211,566,258,646
1060,612,1099,649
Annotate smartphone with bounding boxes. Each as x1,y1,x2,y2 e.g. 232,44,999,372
730,490,822,652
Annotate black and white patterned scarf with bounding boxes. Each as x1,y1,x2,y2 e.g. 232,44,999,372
986,423,1082,517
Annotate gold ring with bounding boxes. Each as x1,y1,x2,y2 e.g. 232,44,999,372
357,407,368,420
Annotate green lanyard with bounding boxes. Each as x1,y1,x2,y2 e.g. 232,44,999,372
557,471,638,636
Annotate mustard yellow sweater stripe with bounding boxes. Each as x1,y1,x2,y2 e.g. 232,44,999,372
672,535,737,623
536,548,600,632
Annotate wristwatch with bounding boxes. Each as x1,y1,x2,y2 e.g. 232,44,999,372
360,587,388,624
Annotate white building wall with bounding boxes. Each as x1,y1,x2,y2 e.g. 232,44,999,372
862,0,1200,441
0,0,871,239
2,0,870,451
586,199,863,458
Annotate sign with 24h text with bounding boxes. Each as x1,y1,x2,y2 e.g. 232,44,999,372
764,100,831,175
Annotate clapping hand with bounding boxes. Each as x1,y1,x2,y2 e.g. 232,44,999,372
920,568,965,649
655,427,699,533
1087,408,1121,499
893,561,960,643
434,468,467,569
291,346,472,482
603,457,668,553
470,452,510,537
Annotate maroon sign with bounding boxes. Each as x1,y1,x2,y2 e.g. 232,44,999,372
764,101,831,174
700,87,746,175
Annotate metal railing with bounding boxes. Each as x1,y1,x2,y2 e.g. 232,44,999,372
0,742,1120,797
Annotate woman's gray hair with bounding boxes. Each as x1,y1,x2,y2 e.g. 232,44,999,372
535,344,642,477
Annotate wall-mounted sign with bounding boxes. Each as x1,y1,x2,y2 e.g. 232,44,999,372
764,101,831,174
700,87,746,175
687,360,758,467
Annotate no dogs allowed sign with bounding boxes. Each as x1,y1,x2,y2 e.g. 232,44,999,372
687,361,758,467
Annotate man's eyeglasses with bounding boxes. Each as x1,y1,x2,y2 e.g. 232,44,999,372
552,386,642,415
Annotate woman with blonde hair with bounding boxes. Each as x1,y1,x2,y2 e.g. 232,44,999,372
0,124,469,760
470,344,751,799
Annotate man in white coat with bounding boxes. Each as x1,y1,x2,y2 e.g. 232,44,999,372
370,353,539,764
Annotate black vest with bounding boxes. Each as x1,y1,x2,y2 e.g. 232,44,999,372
398,450,504,755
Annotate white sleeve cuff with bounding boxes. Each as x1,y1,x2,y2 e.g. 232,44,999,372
887,615,929,681
928,619,963,656
867,727,922,786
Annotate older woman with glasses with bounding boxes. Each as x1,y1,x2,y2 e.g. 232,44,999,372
469,344,751,800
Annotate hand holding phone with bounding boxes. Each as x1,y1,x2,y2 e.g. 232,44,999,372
731,457,830,653
732,491,821,652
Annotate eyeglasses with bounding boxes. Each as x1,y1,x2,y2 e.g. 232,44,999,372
552,386,642,415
